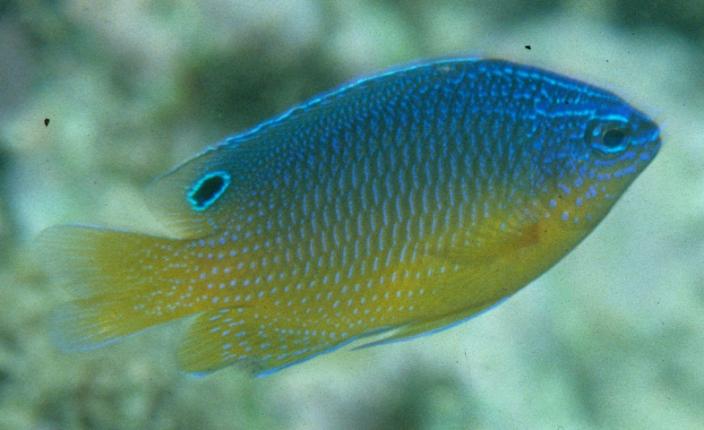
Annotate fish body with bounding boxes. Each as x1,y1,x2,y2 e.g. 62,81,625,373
41,59,661,375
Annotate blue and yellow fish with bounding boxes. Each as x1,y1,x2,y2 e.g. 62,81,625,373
40,58,661,376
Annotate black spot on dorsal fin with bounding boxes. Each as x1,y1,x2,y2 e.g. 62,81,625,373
187,171,231,211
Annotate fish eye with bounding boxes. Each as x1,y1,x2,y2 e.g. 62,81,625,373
601,128,627,149
188,171,231,211
586,120,630,154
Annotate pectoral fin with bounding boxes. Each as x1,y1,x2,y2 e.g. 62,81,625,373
354,296,510,350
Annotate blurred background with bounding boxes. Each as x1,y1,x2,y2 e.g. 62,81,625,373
1,1,702,429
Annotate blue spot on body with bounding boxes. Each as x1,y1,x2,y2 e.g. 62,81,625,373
188,171,231,211
558,183,571,195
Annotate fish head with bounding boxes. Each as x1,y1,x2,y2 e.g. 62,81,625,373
532,86,661,228
578,100,661,201
581,103,662,168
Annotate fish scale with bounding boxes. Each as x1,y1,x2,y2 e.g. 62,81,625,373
40,58,660,376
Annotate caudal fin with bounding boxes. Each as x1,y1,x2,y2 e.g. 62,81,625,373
39,225,193,351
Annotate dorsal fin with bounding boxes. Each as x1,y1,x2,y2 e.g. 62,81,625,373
144,135,268,239
143,59,486,239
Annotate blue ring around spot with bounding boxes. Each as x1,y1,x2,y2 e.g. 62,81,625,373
187,171,232,211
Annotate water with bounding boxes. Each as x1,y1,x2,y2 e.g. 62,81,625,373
0,1,702,429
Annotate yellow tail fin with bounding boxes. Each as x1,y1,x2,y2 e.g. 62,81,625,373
39,225,195,351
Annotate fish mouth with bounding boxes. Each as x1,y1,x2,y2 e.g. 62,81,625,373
644,126,661,146
629,120,662,156
633,134,661,170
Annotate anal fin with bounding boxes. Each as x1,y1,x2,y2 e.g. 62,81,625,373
177,307,393,377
